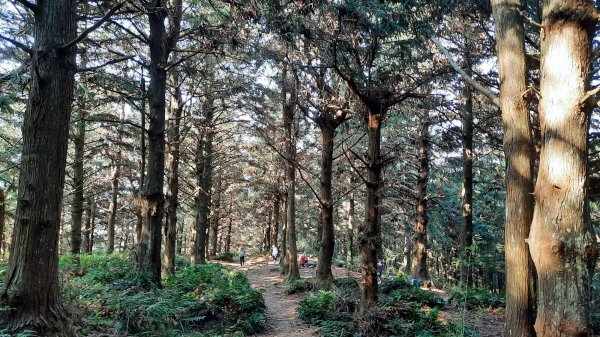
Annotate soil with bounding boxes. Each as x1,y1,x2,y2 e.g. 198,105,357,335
226,255,505,337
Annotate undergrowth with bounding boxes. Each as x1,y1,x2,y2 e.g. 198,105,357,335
58,254,266,336
297,276,467,337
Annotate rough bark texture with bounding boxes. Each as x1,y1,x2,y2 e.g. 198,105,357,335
192,128,205,264
528,1,599,336
279,194,289,273
360,104,384,310
411,116,430,281
137,1,168,285
0,0,77,332
210,179,221,257
346,181,355,266
194,100,213,264
460,56,474,286
70,83,85,257
491,1,536,336
163,0,183,277
316,125,336,290
283,73,300,281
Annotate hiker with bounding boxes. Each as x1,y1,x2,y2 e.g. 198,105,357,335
376,259,385,282
239,245,246,266
271,245,279,263
299,252,308,267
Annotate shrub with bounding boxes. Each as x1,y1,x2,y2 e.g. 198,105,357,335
383,287,445,308
379,275,412,294
297,291,335,322
213,252,236,262
286,278,315,294
448,285,505,309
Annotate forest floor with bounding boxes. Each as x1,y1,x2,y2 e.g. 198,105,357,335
225,256,505,337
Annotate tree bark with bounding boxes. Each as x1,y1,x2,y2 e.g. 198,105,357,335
82,198,91,253
360,104,384,310
70,75,86,258
193,100,213,264
0,0,77,332
163,64,182,276
528,1,599,336
271,193,281,248
411,115,430,281
210,179,221,257
346,179,355,267
283,68,300,281
137,1,168,285
106,158,120,254
0,189,4,256
491,1,536,336
316,124,336,290
460,55,474,286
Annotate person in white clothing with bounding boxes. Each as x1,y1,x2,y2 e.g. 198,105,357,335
271,245,279,263
239,245,246,266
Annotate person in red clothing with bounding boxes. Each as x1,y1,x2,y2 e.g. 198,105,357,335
299,252,308,267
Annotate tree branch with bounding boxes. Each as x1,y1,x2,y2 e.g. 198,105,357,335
62,2,126,49
431,37,500,107
11,0,37,13
77,56,133,72
0,33,32,54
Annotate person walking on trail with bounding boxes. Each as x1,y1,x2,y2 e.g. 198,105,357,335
272,245,279,262
239,245,246,266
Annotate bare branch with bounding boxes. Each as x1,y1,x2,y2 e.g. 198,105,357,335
0,33,32,54
11,0,37,13
431,37,500,107
62,2,126,49
77,56,133,72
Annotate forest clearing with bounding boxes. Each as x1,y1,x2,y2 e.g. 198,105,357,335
0,0,599,336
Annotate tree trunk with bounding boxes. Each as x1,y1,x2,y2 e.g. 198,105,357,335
83,198,92,253
163,63,182,276
107,160,120,254
411,115,430,281
346,183,355,267
137,71,147,245
283,69,300,281
279,194,289,274
316,124,335,290
137,2,169,285
70,77,86,258
491,1,536,336
528,2,599,336
0,189,4,256
271,193,281,248
194,100,213,264
360,104,384,310
210,179,221,257
460,55,474,286
0,0,76,332
89,197,96,253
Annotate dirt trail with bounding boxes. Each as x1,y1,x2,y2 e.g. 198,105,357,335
227,257,316,337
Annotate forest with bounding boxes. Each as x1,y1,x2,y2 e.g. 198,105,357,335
0,0,599,336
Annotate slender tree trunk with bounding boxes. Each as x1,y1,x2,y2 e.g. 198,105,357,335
491,1,536,336
316,124,336,289
528,2,598,336
283,69,300,281
192,129,205,264
70,74,86,258
137,72,147,244
89,198,96,253
0,0,76,331
0,189,4,256
460,55,474,286
411,115,430,280
194,100,213,264
163,63,182,276
360,104,384,310
347,174,355,266
83,198,91,253
162,0,182,277
271,194,281,248
404,221,412,275
210,179,221,257
280,193,289,273
107,160,120,254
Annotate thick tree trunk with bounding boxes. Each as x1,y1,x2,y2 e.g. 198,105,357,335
192,130,205,264
137,73,147,245
528,2,599,336
163,66,182,276
360,105,384,310
460,57,474,286
0,0,76,332
411,116,430,280
107,161,120,254
70,84,86,257
316,124,336,290
491,1,536,336
283,72,300,281
137,3,168,285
